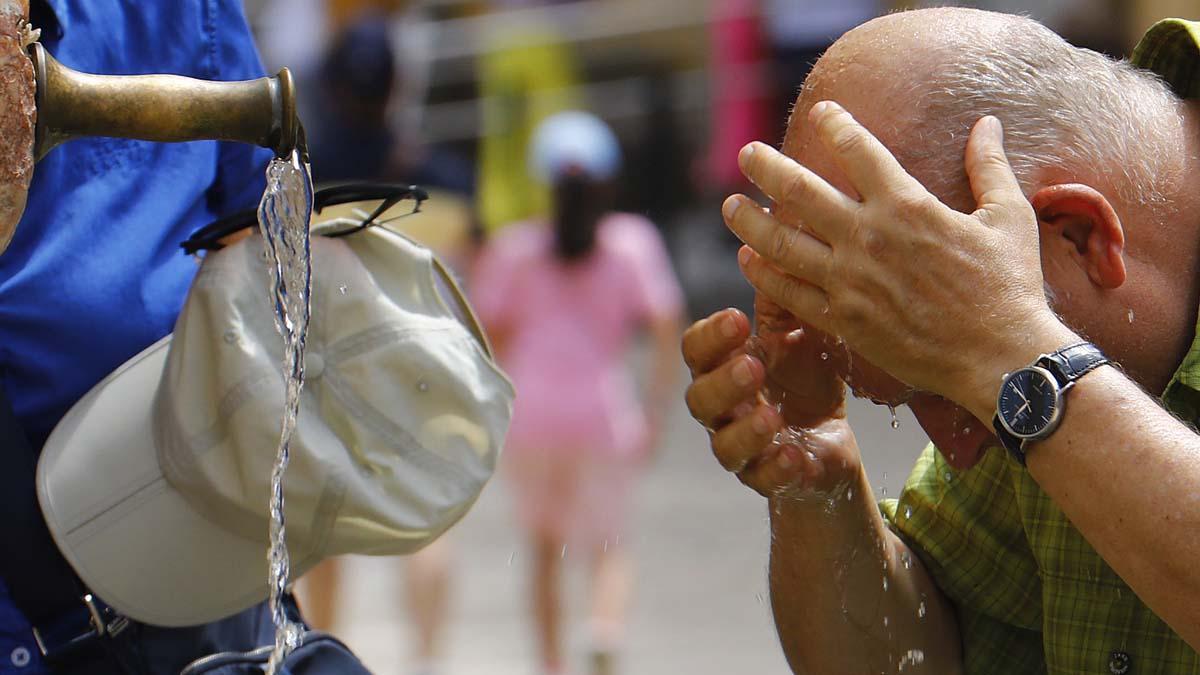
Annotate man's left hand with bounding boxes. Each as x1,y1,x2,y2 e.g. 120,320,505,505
724,101,1076,420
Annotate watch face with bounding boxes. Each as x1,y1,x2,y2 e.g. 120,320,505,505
997,366,1062,439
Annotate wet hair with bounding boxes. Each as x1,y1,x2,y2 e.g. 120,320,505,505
896,11,1183,217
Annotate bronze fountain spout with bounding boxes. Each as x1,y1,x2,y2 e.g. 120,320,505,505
29,43,302,162
0,42,303,255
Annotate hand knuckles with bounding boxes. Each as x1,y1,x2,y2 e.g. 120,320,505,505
773,274,803,310
780,172,812,207
680,334,699,369
684,385,707,421
978,150,1013,174
714,435,749,473
831,127,866,157
769,223,797,263
894,192,938,222
858,226,886,259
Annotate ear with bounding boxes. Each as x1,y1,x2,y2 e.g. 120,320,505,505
1030,184,1126,289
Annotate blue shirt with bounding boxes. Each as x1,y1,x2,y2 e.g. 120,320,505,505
0,2,272,671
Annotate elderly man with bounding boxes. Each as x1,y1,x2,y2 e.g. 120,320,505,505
685,8,1200,673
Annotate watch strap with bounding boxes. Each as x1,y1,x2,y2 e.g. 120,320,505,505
992,415,1025,462
1039,342,1109,387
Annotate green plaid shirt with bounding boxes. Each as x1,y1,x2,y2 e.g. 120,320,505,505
879,19,1200,675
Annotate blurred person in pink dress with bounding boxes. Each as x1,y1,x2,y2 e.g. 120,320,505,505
471,112,684,675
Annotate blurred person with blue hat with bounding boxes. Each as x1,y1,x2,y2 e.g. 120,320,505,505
471,111,684,675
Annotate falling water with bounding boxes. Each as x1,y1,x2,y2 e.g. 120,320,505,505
257,150,314,675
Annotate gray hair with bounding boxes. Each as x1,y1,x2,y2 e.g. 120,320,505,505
898,14,1186,218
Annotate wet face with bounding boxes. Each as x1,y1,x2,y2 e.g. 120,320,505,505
0,0,34,254
777,71,998,469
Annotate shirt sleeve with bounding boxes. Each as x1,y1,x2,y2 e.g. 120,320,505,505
469,230,522,332
206,0,274,216
881,444,1046,672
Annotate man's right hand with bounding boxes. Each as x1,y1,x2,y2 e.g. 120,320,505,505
682,302,863,499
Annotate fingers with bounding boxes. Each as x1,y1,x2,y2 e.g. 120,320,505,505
722,195,833,289
736,142,858,245
738,442,824,498
710,403,781,472
964,116,1034,229
685,353,765,427
681,308,751,374
808,101,925,206
736,246,834,335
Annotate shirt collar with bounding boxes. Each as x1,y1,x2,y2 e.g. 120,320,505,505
1132,18,1200,100
1130,20,1200,421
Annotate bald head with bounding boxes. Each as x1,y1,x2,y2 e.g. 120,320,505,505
776,7,1200,397
784,8,1191,227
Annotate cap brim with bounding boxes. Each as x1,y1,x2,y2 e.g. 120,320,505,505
37,337,273,627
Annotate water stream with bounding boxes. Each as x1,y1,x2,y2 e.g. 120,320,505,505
256,149,314,675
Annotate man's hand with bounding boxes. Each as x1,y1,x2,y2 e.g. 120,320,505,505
682,306,861,499
724,103,1075,420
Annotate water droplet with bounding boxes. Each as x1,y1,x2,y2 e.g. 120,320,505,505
820,352,829,360
882,616,889,628
338,284,348,295
901,551,912,569
882,576,889,592
223,329,238,345
881,486,888,498
943,471,953,483
918,601,927,618
1127,308,1134,324
561,545,567,559
755,593,764,604
846,486,854,501
417,380,429,392
603,539,609,553
899,649,925,670
507,551,515,566
888,405,899,429
904,505,913,519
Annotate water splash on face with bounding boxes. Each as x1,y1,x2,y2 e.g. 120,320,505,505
258,151,314,675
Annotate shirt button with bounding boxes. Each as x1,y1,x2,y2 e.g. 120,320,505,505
10,646,31,667
1109,650,1131,675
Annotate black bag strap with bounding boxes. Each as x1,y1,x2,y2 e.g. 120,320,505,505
0,380,87,624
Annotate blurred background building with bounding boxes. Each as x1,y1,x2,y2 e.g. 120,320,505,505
232,1,1190,672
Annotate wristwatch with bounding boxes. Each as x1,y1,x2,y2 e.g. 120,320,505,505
992,342,1110,465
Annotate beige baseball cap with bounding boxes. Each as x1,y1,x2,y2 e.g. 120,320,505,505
36,226,513,627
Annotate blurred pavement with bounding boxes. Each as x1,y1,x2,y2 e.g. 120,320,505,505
332,371,930,674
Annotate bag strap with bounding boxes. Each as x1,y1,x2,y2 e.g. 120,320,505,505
0,380,127,670
0,381,87,623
